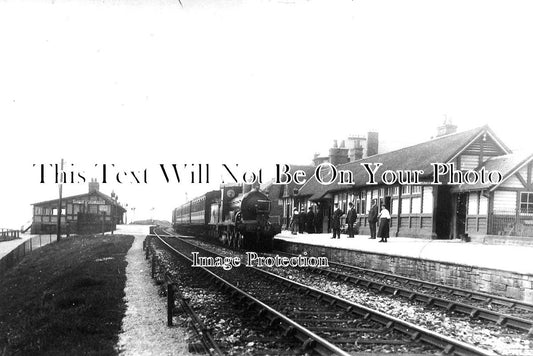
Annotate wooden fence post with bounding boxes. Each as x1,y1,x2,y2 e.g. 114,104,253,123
167,283,174,326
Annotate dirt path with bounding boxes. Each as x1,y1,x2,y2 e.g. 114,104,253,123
117,234,191,356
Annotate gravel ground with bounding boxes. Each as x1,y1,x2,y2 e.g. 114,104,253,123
154,246,309,355
185,239,532,356
268,268,531,355
116,234,192,356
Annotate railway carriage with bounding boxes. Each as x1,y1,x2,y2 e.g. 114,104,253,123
172,185,280,251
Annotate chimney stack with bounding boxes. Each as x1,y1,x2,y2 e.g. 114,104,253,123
366,131,379,157
329,140,349,166
312,153,321,167
436,118,457,137
347,135,366,161
89,178,99,193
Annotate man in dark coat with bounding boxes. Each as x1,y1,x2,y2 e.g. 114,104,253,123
298,208,306,234
346,202,357,238
331,203,344,239
368,199,379,239
306,207,315,233
314,207,322,233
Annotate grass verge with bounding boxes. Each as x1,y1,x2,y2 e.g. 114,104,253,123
0,234,134,356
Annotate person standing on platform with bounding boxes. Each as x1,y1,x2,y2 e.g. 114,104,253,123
368,199,379,239
331,203,344,239
346,202,357,238
298,208,306,234
306,207,315,233
314,207,322,233
290,208,299,235
377,204,391,242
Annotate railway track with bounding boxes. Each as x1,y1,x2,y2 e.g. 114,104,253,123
272,250,533,335
152,228,493,356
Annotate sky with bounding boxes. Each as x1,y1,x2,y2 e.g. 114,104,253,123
1,0,532,228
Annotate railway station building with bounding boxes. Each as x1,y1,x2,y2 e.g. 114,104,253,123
295,125,533,241
263,132,380,231
30,180,127,235
263,165,316,229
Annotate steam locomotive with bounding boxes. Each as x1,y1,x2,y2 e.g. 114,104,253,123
172,184,281,251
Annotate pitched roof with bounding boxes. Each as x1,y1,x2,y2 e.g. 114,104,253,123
452,152,533,192
299,125,503,200
261,180,284,200
277,165,315,197
33,190,127,212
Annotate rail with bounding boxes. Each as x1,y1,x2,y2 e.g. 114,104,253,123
274,250,533,334
153,229,493,356
144,235,224,356
152,230,352,356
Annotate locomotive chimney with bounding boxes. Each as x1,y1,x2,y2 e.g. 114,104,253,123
242,183,253,194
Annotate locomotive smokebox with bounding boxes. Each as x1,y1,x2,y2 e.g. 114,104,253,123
240,190,271,221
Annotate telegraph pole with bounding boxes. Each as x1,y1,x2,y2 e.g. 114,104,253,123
57,158,64,241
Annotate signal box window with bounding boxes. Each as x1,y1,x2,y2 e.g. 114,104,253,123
520,192,533,214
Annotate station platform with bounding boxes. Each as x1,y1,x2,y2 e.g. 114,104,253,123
274,231,533,302
0,233,35,260
274,231,533,275
0,233,61,275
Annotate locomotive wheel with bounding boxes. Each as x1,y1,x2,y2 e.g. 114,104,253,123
229,230,234,247
220,231,228,246
230,231,235,248
235,232,243,250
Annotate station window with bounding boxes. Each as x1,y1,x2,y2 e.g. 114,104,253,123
411,197,421,214
520,192,533,214
358,192,366,214
402,186,410,195
34,207,42,215
392,187,399,197
468,192,479,215
401,197,411,214
392,198,399,215
411,186,422,195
